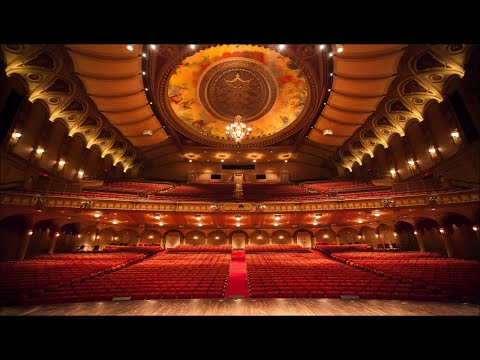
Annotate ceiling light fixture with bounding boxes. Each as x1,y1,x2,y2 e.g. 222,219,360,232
190,44,196,49
127,45,134,51
150,44,156,49
319,44,325,50
278,44,285,50
225,115,252,144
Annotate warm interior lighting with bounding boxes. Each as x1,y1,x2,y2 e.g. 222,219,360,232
58,159,66,168
159,222,164,226
313,221,318,226
36,147,45,156
278,44,285,50
221,159,224,162
96,235,100,240
235,214,241,221
77,169,84,179
336,44,344,53
257,236,262,240
373,212,381,217
323,234,328,239
215,236,220,240
190,44,196,49
393,232,398,237
284,159,288,163
315,213,322,219
414,231,418,235
407,159,415,167
328,52,333,57
319,44,325,50
143,130,153,136
274,214,281,221
357,219,363,224
279,235,284,239
450,130,460,139
11,130,22,144
439,228,445,234
375,234,379,238
148,235,153,239
189,159,192,163
274,223,279,227
28,230,33,236
236,223,241,227
150,44,156,49
195,214,202,221
323,129,333,136
390,168,396,178
94,213,101,218
112,220,118,225
114,236,118,240
473,225,478,231
198,223,203,227
428,147,437,156
154,215,161,220
126,45,134,51
193,236,198,240
225,115,252,143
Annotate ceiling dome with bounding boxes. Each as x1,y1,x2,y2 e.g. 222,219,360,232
161,45,315,146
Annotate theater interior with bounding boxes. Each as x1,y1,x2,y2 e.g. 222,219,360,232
0,44,479,316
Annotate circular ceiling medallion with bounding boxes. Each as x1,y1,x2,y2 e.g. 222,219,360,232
163,45,315,146
198,58,278,122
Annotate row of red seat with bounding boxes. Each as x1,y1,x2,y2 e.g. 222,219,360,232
0,251,152,306
331,251,480,302
168,245,232,253
245,244,310,253
27,252,230,304
245,251,449,301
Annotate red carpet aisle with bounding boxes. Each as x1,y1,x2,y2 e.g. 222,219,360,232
225,250,250,298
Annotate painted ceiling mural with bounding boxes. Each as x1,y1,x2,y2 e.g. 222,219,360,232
167,45,308,142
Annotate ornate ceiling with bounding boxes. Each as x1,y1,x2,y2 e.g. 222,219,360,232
1,44,471,175
165,45,310,145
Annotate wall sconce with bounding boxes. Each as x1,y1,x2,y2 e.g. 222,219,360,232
193,236,198,240
407,159,416,170
96,235,100,240
414,231,418,235
428,147,437,159
77,234,81,238
279,235,284,239
450,130,461,144
274,214,281,221
55,232,60,237
28,230,33,236
235,214,241,221
10,130,22,145
439,228,445,234
114,236,118,240
35,147,45,158
393,232,398,237
148,235,153,239
323,234,329,239
58,159,66,170
315,213,322,219
77,169,84,179
473,225,478,232
195,214,202,221
390,168,397,178
215,236,220,240
375,234,379,238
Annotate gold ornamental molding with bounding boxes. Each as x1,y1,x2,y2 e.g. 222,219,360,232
1,190,479,213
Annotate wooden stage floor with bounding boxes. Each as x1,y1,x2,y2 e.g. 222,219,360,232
1,298,478,316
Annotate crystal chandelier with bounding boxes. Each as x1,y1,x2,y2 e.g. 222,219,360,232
225,115,252,143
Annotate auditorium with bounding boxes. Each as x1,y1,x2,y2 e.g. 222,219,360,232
0,44,479,316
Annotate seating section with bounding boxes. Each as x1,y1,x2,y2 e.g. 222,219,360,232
331,251,480,302
168,245,232,253
29,251,230,304
304,180,376,193
315,244,372,252
246,244,310,253
241,183,316,201
98,182,173,195
0,250,155,306
151,183,236,202
246,250,424,300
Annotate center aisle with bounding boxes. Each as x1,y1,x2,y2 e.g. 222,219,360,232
225,250,250,299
